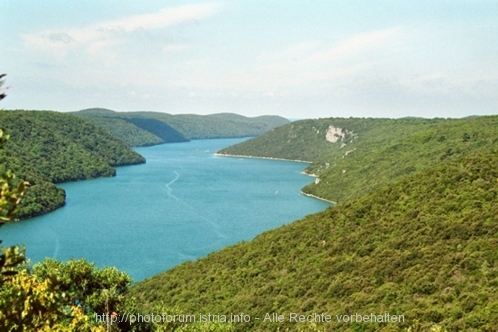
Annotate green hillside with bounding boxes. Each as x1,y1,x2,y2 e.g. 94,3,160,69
130,151,498,331
218,116,498,203
127,115,498,331
0,110,145,219
217,118,444,162
74,108,290,143
124,117,189,143
169,113,290,139
75,108,190,146
77,116,165,147
253,115,295,128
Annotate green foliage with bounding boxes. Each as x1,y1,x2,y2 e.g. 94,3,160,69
75,108,290,142
33,258,132,317
0,268,103,331
0,129,27,282
0,132,27,222
1,80,136,331
218,118,353,161
75,114,192,147
0,245,25,284
16,181,66,219
0,110,146,219
0,256,144,331
134,303,235,332
167,112,290,140
124,117,189,144
80,116,166,147
219,116,498,205
130,152,498,331
0,127,101,331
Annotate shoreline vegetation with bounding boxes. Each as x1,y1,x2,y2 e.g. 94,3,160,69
214,152,311,163
131,116,498,331
217,115,498,204
5,110,498,330
74,108,291,146
299,191,336,205
216,152,334,204
0,110,145,220
131,151,498,331
1,109,289,220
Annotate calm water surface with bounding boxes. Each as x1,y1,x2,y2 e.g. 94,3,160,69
2,138,330,281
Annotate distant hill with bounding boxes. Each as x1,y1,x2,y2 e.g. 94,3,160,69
253,115,295,127
131,150,498,331
124,118,189,144
167,113,290,139
75,115,165,147
75,108,189,146
74,108,290,145
73,108,117,116
0,110,145,219
218,116,498,203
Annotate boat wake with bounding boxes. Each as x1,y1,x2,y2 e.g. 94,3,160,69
162,171,226,239
164,171,181,200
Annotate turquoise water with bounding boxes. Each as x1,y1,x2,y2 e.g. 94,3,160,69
1,138,330,281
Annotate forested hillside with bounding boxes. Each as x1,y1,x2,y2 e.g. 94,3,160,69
218,116,498,203
75,109,190,146
124,117,189,143
74,108,290,144
0,110,145,219
164,112,290,139
76,116,165,147
131,150,498,331
5,108,497,331
218,117,443,161
126,115,498,331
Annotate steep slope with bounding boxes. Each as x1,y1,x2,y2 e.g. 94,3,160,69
253,115,293,128
143,112,290,140
124,118,189,143
130,151,498,331
0,110,145,219
303,116,498,203
79,115,165,147
218,116,498,203
217,117,444,163
74,108,290,143
75,108,190,146
73,108,117,116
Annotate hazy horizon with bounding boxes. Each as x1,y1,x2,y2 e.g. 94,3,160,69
2,1,497,119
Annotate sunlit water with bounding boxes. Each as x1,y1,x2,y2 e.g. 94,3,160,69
1,138,330,281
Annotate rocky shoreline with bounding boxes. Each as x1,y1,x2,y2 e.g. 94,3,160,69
216,152,335,205
300,191,336,205
214,153,311,163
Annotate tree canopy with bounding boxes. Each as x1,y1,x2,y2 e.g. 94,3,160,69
0,110,146,219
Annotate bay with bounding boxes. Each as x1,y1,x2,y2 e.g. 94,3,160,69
1,138,330,281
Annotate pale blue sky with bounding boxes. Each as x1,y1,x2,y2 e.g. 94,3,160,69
1,1,497,118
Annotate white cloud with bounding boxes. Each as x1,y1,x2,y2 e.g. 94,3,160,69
162,44,189,54
99,3,221,32
22,3,222,60
227,28,403,91
260,40,319,61
306,27,403,64
48,33,74,44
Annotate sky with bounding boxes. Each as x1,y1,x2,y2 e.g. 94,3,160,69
1,1,497,119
